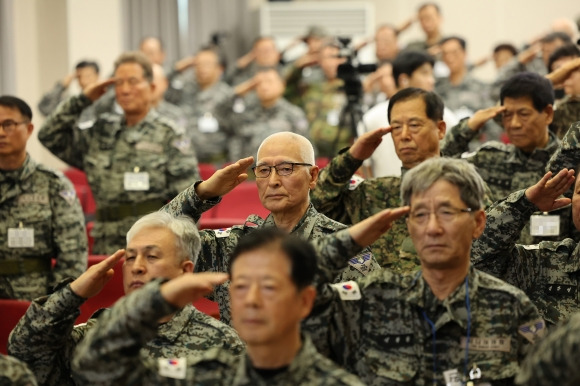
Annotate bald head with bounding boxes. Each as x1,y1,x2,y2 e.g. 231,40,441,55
257,132,315,165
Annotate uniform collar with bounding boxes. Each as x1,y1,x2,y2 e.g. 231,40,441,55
262,204,318,235
508,131,559,163
156,304,195,343
0,153,35,182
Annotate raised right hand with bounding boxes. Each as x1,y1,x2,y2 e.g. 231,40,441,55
350,127,392,161
70,249,125,299
83,78,116,102
195,157,255,200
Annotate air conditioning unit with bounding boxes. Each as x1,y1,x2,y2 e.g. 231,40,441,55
260,1,376,63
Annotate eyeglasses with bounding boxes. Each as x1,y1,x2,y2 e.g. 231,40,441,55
0,120,28,134
407,206,472,225
252,162,312,178
114,77,146,88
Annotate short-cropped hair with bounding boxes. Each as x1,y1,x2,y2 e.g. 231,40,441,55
388,87,444,123
547,44,580,71
500,72,554,112
75,60,100,74
0,95,33,120
114,51,153,83
126,211,201,265
440,36,466,51
401,157,485,210
493,43,518,56
392,51,435,87
229,228,317,290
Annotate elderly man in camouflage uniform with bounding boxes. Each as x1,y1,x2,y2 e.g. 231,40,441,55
8,211,244,386
165,46,234,164
72,228,365,385
0,96,86,300
311,88,484,272
0,354,37,385
311,157,545,385
38,51,200,255
215,69,309,161
163,132,379,331
516,311,580,385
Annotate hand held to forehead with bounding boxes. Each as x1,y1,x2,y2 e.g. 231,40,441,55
195,156,254,200
83,78,116,101
525,169,575,212
350,127,392,161
467,106,506,131
160,272,229,308
70,249,126,299
349,206,410,247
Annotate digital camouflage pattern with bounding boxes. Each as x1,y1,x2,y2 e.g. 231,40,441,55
547,120,580,174
9,279,244,386
516,311,580,386
490,57,547,101
472,189,580,326
38,94,200,254
0,354,37,386
0,155,87,300
441,119,569,245
226,63,287,87
551,96,580,139
435,74,493,114
165,76,233,163
72,281,362,386
162,185,379,331
37,82,96,123
311,261,545,385
214,96,309,161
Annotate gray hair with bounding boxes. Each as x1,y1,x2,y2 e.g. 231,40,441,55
257,132,315,165
126,211,201,265
400,158,485,209
114,51,153,83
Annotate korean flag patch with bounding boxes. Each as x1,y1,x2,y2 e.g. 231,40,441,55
348,175,364,190
330,280,361,301
213,228,231,238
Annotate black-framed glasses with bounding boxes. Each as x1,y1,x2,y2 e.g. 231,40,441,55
407,206,473,225
0,120,29,134
252,162,312,178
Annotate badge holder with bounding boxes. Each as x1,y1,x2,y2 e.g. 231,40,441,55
530,212,560,237
124,166,150,191
8,222,35,248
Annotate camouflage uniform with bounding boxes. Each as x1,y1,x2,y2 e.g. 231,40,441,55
299,78,354,158
72,281,362,386
38,82,68,117
165,75,233,164
215,96,309,161
37,94,200,255
472,189,580,326
441,119,568,245
284,64,326,106
155,100,188,133
0,155,87,300
226,63,287,87
8,279,244,386
0,354,37,386
551,96,580,139
490,57,547,101
516,311,580,386
162,186,379,327
310,255,545,385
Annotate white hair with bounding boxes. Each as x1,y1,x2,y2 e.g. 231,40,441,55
257,132,315,165
126,211,201,265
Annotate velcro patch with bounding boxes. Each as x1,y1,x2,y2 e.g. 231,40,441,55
348,174,364,190
135,141,164,154
329,280,361,300
172,138,192,154
460,336,511,352
518,318,546,343
348,252,374,275
522,244,540,250
158,358,186,380
213,228,231,238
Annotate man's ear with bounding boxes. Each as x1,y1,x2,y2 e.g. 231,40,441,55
298,285,316,320
544,104,554,125
437,120,446,140
182,260,194,273
309,165,320,190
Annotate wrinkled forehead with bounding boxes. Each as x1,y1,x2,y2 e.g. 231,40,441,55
257,138,303,163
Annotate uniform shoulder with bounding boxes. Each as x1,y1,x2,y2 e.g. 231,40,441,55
152,113,185,135
476,140,512,153
309,350,364,385
538,238,577,252
35,164,75,188
191,307,239,337
476,269,531,301
313,211,348,232
97,111,122,124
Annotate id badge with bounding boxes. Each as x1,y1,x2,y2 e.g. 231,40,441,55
124,169,150,191
198,113,219,133
8,227,35,248
158,358,186,380
530,214,560,236
443,369,461,386
326,109,340,126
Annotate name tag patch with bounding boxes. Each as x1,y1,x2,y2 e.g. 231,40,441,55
135,141,164,154
460,336,511,352
18,194,49,205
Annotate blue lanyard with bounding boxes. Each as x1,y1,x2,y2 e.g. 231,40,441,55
421,276,471,385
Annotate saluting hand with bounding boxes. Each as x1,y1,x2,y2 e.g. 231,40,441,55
83,78,116,102
525,169,575,212
70,249,125,299
195,156,255,200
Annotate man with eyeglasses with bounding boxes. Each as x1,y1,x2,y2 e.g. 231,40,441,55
38,51,200,255
310,157,558,385
162,131,380,356
0,96,86,300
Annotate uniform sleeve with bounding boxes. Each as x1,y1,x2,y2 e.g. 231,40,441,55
71,279,178,385
37,95,93,169
7,284,91,385
0,354,38,386
310,150,365,224
50,175,88,285
161,182,220,221
547,121,580,175
440,118,479,157
38,82,67,117
472,189,541,291
515,312,580,386
165,128,201,196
